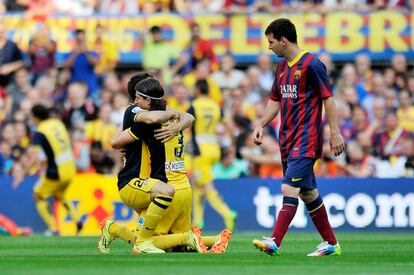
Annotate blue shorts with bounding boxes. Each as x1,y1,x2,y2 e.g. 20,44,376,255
282,158,317,190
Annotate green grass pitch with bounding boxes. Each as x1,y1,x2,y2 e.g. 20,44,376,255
0,232,413,275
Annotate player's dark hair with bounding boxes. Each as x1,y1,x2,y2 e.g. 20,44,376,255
31,104,50,120
135,78,165,99
265,18,297,43
149,25,161,33
149,98,167,111
195,79,209,95
127,72,153,101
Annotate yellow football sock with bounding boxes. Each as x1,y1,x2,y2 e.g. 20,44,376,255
193,187,204,226
150,233,189,250
206,188,231,220
202,235,217,248
136,195,172,242
35,199,56,231
63,201,80,224
109,222,136,245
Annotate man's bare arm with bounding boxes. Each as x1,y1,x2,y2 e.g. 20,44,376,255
252,100,280,145
111,125,135,149
323,97,345,156
134,109,177,124
154,112,195,142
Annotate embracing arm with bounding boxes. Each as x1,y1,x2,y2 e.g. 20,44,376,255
134,109,177,124
154,111,195,142
111,125,135,149
12,146,39,189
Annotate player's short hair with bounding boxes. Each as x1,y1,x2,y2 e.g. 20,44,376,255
135,77,164,99
149,25,161,34
31,104,50,120
265,18,297,43
127,72,153,101
195,79,209,95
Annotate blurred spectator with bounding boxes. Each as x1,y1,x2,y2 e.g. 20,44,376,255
0,21,24,95
4,0,28,11
180,22,218,73
141,25,180,85
71,128,91,172
223,0,256,13
139,0,171,13
397,90,414,132
191,0,225,13
362,72,386,118
391,53,407,74
372,111,413,159
23,0,54,22
341,141,375,177
0,140,13,174
99,0,139,15
212,146,248,179
27,24,56,85
335,63,366,101
63,29,99,98
317,124,344,177
4,67,32,118
85,103,116,151
102,71,121,95
256,53,274,92
91,24,119,87
90,141,115,174
183,60,222,104
63,82,99,130
53,0,95,15
383,88,398,112
212,53,245,90
110,92,129,126
240,134,283,178
402,136,414,177
167,78,190,113
355,53,373,94
407,73,414,97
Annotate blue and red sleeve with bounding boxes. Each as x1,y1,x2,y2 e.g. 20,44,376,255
307,59,332,99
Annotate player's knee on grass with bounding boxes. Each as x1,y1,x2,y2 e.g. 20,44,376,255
150,182,175,200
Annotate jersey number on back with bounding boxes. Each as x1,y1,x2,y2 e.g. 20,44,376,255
174,131,184,158
53,128,67,151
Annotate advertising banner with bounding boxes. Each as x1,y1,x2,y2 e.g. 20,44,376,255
2,11,414,64
0,175,413,235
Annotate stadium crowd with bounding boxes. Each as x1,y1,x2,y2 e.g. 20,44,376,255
0,0,413,15
0,4,414,180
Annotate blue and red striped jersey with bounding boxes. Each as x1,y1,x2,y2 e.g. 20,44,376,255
270,51,332,161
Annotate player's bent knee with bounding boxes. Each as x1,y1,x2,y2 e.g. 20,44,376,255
33,192,45,202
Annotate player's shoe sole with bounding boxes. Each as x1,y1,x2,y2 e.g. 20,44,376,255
252,238,279,256
210,229,232,253
188,225,208,253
